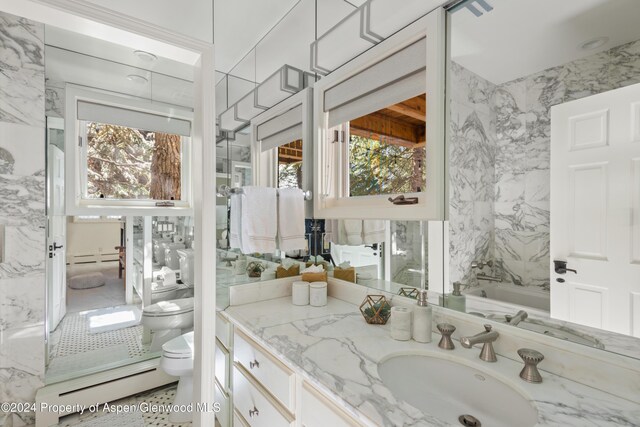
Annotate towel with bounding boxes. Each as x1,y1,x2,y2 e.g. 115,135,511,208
242,186,278,254
229,193,243,250
344,220,363,245
277,187,307,251
363,220,386,244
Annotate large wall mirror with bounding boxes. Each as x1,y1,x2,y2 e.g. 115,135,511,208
445,0,640,360
43,23,198,383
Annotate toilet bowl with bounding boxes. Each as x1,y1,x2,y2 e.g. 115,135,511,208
150,282,179,303
164,243,186,270
141,297,194,352
177,248,194,286
161,331,194,423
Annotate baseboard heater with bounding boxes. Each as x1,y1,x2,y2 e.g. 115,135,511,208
35,358,175,427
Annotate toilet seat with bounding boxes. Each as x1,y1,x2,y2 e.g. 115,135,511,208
162,331,194,359
142,298,194,318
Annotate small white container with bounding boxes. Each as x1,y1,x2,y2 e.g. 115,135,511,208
390,306,412,341
261,269,276,281
292,281,310,305
309,281,328,307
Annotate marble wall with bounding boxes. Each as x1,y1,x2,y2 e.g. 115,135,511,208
450,39,640,292
493,38,640,290
0,11,46,427
448,62,496,286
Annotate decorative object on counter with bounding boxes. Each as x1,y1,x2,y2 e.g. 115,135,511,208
246,261,266,278
301,264,327,282
261,268,276,281
437,323,456,350
276,264,300,278
439,281,466,313
398,287,419,299
390,306,412,341
333,261,356,283
309,281,328,307
461,324,499,363
359,295,391,325
234,257,248,275
305,255,329,270
292,281,310,306
518,348,544,383
412,289,432,343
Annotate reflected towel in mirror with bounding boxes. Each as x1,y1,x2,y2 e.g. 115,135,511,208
277,187,306,251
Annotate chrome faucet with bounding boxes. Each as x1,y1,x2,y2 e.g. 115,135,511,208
460,324,499,362
505,310,528,326
471,259,503,282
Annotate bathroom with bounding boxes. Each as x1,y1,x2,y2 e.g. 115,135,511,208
1,0,639,426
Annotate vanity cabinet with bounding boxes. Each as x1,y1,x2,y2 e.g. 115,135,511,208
221,320,365,427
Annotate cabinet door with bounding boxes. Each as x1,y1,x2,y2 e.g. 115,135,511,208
215,381,230,427
300,382,363,427
215,339,230,391
233,364,294,427
234,330,295,410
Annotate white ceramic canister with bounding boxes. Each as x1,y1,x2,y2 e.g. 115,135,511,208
309,281,328,307
292,281,310,305
390,306,412,341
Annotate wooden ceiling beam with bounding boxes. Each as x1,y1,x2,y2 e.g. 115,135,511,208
386,102,426,122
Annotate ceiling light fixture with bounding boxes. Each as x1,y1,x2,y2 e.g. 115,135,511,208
127,74,148,84
133,50,157,62
579,36,609,51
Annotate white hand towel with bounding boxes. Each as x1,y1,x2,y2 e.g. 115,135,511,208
344,219,363,246
363,220,386,244
229,193,243,250
242,186,277,254
277,187,306,251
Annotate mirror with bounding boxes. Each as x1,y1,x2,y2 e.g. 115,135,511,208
446,0,640,358
43,24,198,383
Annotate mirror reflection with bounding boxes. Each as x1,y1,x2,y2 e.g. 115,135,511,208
44,23,197,383
445,0,640,358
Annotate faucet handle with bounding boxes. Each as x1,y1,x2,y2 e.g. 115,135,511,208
518,348,544,383
437,323,456,350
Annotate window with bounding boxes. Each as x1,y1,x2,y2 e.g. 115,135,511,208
277,140,303,189
66,86,193,215
314,11,445,220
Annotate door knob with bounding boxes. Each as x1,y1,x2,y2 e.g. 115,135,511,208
553,260,576,274
53,243,64,250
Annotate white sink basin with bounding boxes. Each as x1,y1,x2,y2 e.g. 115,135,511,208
378,354,538,427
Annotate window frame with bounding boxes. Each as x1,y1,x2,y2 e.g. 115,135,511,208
251,87,314,217
313,10,445,220
65,85,194,216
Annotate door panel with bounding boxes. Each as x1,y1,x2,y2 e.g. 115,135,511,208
551,82,640,336
48,144,66,331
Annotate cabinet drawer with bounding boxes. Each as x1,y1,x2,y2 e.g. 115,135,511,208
233,364,294,427
216,313,231,348
215,338,230,390
234,409,250,427
215,381,230,427
233,330,295,410
301,382,362,427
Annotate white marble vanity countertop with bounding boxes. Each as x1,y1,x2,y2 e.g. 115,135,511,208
224,297,640,427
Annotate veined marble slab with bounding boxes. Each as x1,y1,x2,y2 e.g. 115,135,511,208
225,297,640,426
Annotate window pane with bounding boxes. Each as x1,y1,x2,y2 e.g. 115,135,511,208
277,140,303,189
84,122,183,200
347,93,426,197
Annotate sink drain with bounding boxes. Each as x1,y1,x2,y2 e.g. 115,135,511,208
459,414,481,427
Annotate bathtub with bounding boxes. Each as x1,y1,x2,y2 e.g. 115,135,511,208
465,284,550,313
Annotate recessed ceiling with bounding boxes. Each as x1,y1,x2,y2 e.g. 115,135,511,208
451,0,640,85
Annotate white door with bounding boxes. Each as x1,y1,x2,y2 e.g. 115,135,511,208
550,82,640,336
48,144,66,331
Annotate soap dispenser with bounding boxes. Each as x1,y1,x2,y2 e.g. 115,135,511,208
412,289,432,343
439,281,467,313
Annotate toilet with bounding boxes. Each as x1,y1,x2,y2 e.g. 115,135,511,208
151,267,179,303
164,242,186,270
177,248,194,286
160,331,194,423
141,297,194,352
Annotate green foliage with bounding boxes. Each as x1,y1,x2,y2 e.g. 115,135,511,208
278,161,302,189
348,135,424,196
86,122,154,199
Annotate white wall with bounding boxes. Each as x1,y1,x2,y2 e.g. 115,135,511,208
66,218,122,258
85,0,213,43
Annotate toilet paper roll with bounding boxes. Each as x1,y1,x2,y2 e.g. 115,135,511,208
390,306,412,341
292,281,310,306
